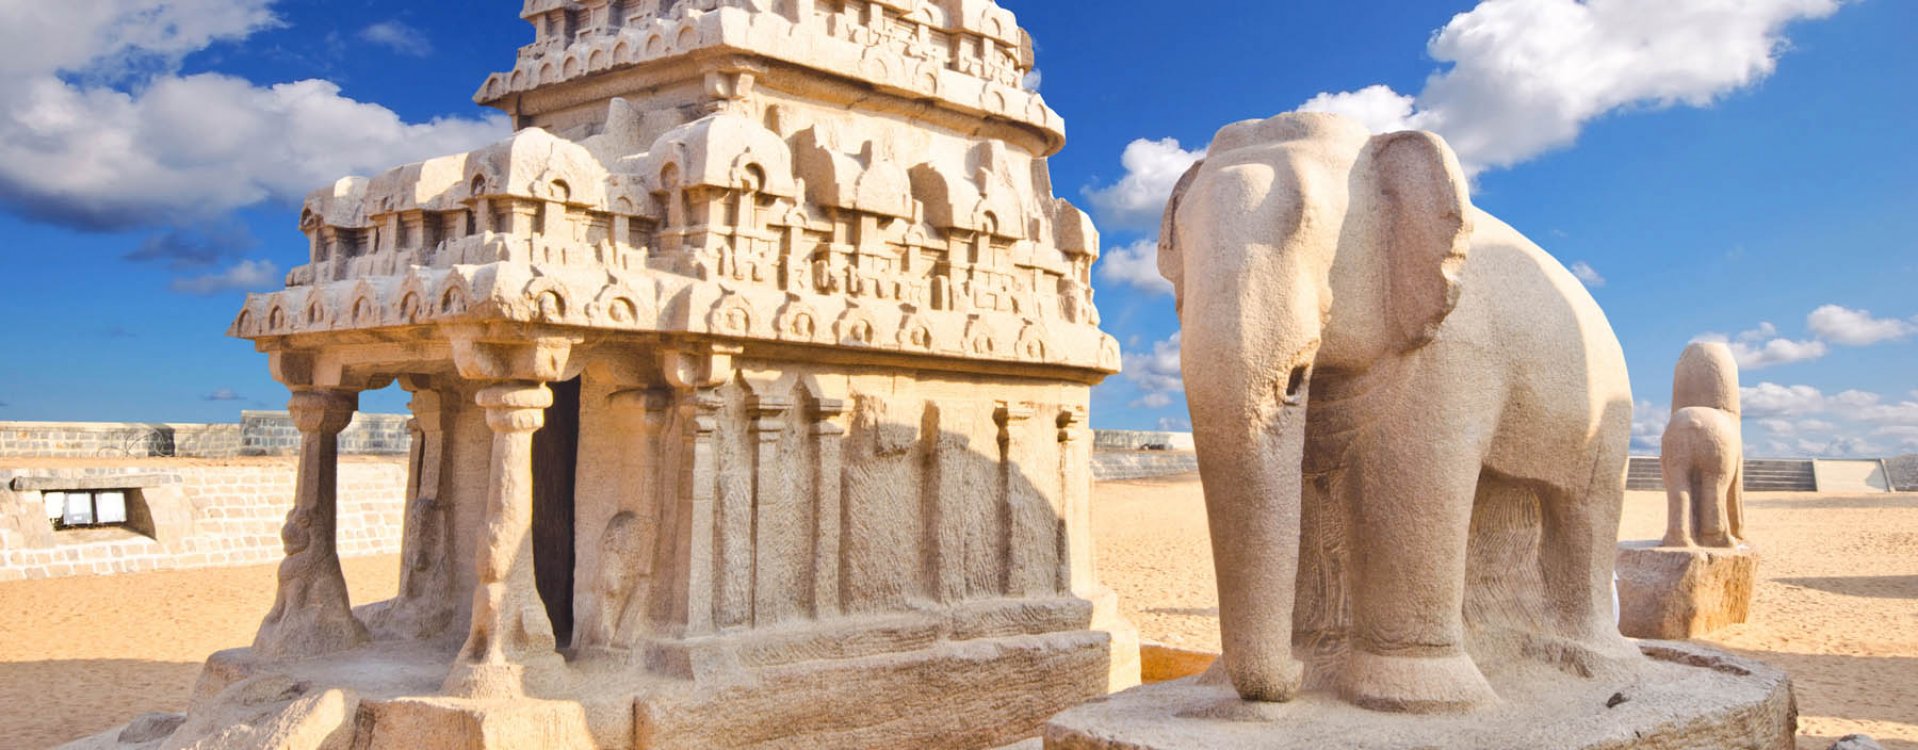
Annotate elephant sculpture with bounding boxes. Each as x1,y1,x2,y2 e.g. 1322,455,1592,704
1660,342,1745,548
1159,113,1641,713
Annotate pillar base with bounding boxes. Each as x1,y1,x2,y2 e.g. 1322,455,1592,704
357,696,596,750
1043,641,1794,750
77,604,1133,750
1616,541,1758,639
441,655,569,701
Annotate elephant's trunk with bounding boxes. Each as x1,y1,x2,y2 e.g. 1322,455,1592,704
1191,355,1314,703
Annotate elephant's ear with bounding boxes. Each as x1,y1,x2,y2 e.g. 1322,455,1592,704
1363,131,1472,351
1157,159,1205,314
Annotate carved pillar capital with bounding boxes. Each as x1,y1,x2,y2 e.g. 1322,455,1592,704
288,388,358,435
476,381,554,433
401,377,447,436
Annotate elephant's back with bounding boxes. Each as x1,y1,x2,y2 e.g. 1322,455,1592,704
1454,210,1631,384
1452,209,1634,472
1662,406,1741,467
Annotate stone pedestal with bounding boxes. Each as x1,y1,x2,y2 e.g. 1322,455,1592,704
1043,642,1795,750
1616,542,1757,639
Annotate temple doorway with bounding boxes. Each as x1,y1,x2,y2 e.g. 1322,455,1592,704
532,376,581,648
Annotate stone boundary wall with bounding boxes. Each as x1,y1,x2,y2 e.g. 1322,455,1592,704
1092,452,1199,482
0,412,412,459
0,459,407,582
1094,430,1196,453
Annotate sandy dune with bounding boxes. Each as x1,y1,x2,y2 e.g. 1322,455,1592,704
2,476,1913,748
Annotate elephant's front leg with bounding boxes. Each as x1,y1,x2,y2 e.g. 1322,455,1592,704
1343,422,1498,713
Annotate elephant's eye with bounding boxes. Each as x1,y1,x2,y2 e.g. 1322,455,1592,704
1282,365,1309,406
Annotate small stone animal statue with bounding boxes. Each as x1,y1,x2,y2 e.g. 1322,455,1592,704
1660,342,1745,548
1159,112,1640,712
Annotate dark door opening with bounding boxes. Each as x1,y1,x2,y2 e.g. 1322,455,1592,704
532,377,581,648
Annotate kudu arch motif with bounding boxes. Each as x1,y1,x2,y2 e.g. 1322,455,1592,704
1159,112,1643,712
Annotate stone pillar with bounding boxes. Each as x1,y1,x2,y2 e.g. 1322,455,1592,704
676,387,724,636
444,380,563,698
502,201,542,238
811,397,847,619
369,380,456,639
253,388,368,660
748,390,798,626
999,403,1057,597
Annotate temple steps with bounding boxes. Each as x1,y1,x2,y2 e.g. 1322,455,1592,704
1624,457,1819,493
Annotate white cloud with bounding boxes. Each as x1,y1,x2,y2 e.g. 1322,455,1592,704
170,258,279,295
1570,261,1606,288
1757,417,1836,436
1873,425,1918,454
1695,329,1828,370
0,0,510,230
1297,0,1844,174
359,20,433,58
1693,303,1917,370
1096,239,1173,296
1122,333,1183,410
1806,305,1917,347
1021,69,1043,92
1733,382,1918,457
0,0,278,79
1632,400,1670,452
1297,84,1422,135
1083,138,1204,231
1740,382,1875,417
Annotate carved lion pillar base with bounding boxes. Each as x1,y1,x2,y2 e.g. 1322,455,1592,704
253,388,369,661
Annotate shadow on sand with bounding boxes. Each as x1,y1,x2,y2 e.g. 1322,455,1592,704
1776,575,1918,601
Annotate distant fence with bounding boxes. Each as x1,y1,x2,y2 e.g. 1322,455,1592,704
0,411,411,459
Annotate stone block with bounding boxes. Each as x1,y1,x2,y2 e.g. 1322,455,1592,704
359,697,595,750
1044,642,1795,750
1616,542,1757,640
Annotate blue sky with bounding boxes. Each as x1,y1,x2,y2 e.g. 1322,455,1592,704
0,1,1912,458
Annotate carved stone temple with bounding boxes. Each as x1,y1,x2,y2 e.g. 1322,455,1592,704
90,2,1141,748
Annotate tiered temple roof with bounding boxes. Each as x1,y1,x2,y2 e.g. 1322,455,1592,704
233,0,1117,377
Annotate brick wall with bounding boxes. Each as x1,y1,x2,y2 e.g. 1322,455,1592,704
0,458,408,582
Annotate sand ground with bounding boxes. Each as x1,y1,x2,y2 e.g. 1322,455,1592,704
1096,475,1918,750
0,556,401,749
2,476,1913,748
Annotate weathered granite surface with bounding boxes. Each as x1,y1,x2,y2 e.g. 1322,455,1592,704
1044,642,1796,750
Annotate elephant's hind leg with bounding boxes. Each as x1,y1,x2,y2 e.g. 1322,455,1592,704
1538,461,1639,672
1726,465,1747,545
1698,469,1736,548
1343,439,1497,713
1661,461,1695,548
